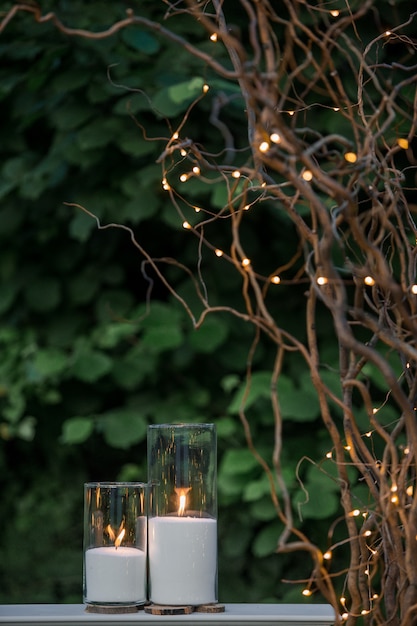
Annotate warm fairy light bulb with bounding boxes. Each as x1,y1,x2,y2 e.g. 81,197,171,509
404,447,410,455
193,206,201,213
210,33,218,42
350,509,360,517
271,275,281,284
406,485,413,496
241,258,251,267
288,110,295,116
172,132,179,140
364,275,375,286
344,152,357,163
363,530,372,537
411,284,417,294
302,589,312,597
340,597,346,606
182,221,191,230
202,84,210,93
365,431,372,437
259,141,270,152
397,138,409,149
330,10,340,16
385,30,391,36
391,494,399,504
391,484,398,493
326,451,332,459
243,204,250,211
323,551,332,560
180,149,187,156
344,444,351,451
270,132,281,144
180,173,189,182
192,166,201,175
162,178,171,190
215,249,224,257
232,170,241,178
302,170,313,181
372,407,378,414
333,107,340,112
317,276,328,285
361,609,370,615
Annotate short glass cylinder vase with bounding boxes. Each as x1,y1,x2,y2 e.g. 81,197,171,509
83,482,147,609
148,423,217,606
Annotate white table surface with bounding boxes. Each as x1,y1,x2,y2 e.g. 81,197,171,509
0,604,336,626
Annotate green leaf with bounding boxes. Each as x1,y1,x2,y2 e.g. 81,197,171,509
71,348,112,383
228,371,272,414
68,210,96,243
219,448,259,476
252,522,279,558
168,77,205,104
61,417,94,444
51,103,93,131
31,348,68,380
122,28,160,54
101,410,147,449
189,317,229,353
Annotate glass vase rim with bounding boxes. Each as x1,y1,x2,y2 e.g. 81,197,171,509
148,423,215,430
84,481,147,488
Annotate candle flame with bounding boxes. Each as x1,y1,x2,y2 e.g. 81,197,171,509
175,487,191,516
105,521,125,548
115,528,125,548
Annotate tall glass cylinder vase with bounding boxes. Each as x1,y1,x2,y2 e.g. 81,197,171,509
83,482,147,610
148,423,217,606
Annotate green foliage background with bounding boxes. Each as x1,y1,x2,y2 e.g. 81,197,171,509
0,0,410,606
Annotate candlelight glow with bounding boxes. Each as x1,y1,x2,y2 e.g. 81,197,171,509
175,487,191,516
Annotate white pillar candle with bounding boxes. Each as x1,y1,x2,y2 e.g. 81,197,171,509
149,516,217,605
85,546,146,604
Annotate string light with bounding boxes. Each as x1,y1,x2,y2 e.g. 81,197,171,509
241,258,251,267
363,530,372,537
344,151,357,163
259,141,270,152
215,249,224,257
288,110,295,116
317,276,328,285
271,275,281,284
364,275,375,286
180,173,189,182
330,9,340,16
411,284,417,294
385,30,392,36
243,204,250,211
365,431,372,437
349,509,361,517
232,170,241,178
326,451,332,459
406,485,413,496
323,551,332,560
344,444,351,451
270,132,281,144
180,149,187,156
182,221,191,230
162,178,171,191
192,166,201,175
302,589,312,597
210,33,218,42
172,132,179,140
202,84,210,93
397,138,409,149
193,206,201,213
333,107,340,112
302,170,313,181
